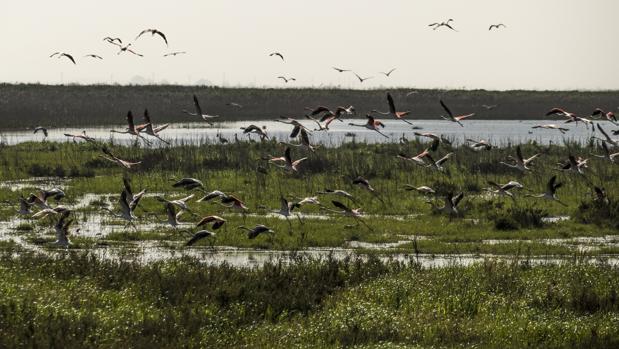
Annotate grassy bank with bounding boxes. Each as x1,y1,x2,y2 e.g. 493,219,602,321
1,83,618,129
0,253,618,348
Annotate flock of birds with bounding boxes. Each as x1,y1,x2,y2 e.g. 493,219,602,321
49,19,506,85
23,88,619,248
24,19,618,248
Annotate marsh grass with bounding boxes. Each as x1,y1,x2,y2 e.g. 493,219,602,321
0,253,618,348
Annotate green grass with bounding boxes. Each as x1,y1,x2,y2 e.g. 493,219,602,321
0,140,617,254
0,253,618,348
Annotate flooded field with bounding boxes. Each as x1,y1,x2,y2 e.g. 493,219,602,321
0,119,598,147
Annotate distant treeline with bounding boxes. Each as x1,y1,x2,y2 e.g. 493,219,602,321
0,83,617,129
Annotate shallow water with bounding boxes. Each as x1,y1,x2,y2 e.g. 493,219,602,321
0,119,600,147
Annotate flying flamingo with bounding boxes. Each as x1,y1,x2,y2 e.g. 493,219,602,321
183,95,220,125
348,115,388,138
526,176,566,206
387,92,413,125
110,111,151,144
439,100,474,127
500,146,541,172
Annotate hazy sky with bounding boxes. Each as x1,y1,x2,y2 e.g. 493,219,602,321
2,0,618,90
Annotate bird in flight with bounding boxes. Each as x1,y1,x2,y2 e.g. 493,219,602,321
136,28,168,46
103,37,122,45
387,92,413,125
489,24,507,31
353,73,373,83
84,54,103,60
115,43,143,57
277,76,296,83
439,99,474,127
33,126,48,138
332,67,350,73
429,19,457,31
50,52,76,64
269,52,284,61
182,95,220,125
380,68,396,77
163,51,187,57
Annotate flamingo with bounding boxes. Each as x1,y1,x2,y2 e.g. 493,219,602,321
100,147,141,169
136,28,168,45
103,37,122,45
591,108,618,125
269,52,284,61
328,201,372,230
466,139,493,151
486,180,524,199
163,51,187,57
414,132,452,146
103,189,143,230
500,146,541,172
387,92,413,125
172,178,204,191
595,124,619,146
280,128,317,152
64,131,96,143
424,152,454,172
275,117,311,138
164,202,184,228
316,189,359,204
50,52,76,64
429,19,457,31
272,147,307,172
277,76,296,83
156,194,195,217
185,230,216,246
380,68,396,77
239,225,274,239
440,100,474,127
481,104,498,110
53,211,73,247
277,196,300,232
591,141,619,163
428,192,464,215
196,216,226,230
397,149,429,166
240,124,268,141
183,95,220,125
34,127,48,137
353,73,373,83
18,196,34,215
558,155,588,175
136,109,170,144
348,115,388,138
115,43,143,57
488,24,506,30
531,124,569,134
305,113,338,131
526,176,566,206
110,111,151,144
32,206,70,219
403,185,436,195
226,102,243,108
332,67,350,72
84,54,103,60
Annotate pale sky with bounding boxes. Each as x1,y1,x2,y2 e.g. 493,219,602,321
2,0,618,90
